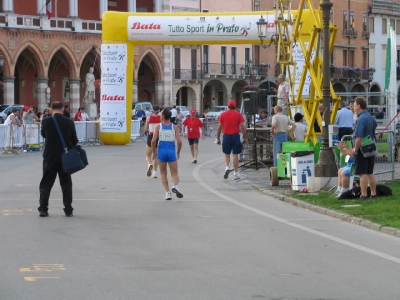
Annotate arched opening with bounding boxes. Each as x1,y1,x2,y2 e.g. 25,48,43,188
231,80,248,108
175,86,196,108
259,81,278,91
137,57,156,103
333,82,347,94
370,84,382,105
203,80,228,109
81,48,101,109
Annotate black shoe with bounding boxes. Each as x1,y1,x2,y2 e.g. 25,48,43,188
193,159,197,164
65,212,73,217
370,195,378,199
224,169,231,179
39,211,49,217
358,195,369,201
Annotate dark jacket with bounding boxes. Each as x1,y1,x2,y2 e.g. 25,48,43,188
41,113,78,163
63,109,71,118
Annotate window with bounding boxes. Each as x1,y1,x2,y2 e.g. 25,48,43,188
221,46,226,74
191,49,197,79
245,48,250,74
369,17,374,33
254,0,260,11
202,9,209,13
231,47,237,74
343,50,348,66
254,46,260,66
390,19,396,31
362,12,367,32
349,50,355,67
349,11,355,30
203,45,209,73
382,18,387,34
397,20,400,35
362,51,367,69
343,10,348,30
174,48,181,79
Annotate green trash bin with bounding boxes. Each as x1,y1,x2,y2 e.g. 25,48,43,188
277,153,291,178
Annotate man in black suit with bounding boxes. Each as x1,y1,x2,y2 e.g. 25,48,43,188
38,102,79,217
63,104,70,118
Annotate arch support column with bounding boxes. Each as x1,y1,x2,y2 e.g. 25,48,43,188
133,79,138,103
37,78,49,112
154,80,164,106
3,77,15,105
69,78,81,114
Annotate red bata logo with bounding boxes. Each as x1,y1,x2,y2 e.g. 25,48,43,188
131,22,161,30
102,94,125,101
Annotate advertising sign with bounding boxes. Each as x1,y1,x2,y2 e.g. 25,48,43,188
127,15,280,42
100,44,128,133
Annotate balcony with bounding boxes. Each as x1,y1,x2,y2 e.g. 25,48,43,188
203,63,271,77
362,31,370,39
369,0,400,14
173,69,204,81
331,67,375,81
342,29,358,38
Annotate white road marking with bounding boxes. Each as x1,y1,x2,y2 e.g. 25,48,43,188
193,157,400,265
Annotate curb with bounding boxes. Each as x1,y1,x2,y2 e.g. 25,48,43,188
253,185,400,238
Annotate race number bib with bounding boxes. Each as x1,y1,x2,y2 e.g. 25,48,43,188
149,123,156,132
159,129,175,142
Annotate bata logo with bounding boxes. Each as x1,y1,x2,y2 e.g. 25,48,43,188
267,23,275,28
131,22,161,30
102,94,125,100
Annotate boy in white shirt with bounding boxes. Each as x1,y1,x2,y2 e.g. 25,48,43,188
291,113,307,141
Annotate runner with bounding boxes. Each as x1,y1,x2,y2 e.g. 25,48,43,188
151,108,183,200
182,109,205,163
144,106,161,178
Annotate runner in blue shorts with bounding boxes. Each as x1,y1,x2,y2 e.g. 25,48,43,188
152,108,183,200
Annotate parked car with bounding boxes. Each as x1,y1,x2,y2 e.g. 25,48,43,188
205,106,228,119
132,101,153,117
0,104,25,124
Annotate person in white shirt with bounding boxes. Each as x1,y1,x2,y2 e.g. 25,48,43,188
291,113,308,141
170,105,178,124
4,109,22,126
273,74,290,115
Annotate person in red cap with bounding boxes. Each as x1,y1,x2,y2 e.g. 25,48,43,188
183,108,205,163
216,100,248,180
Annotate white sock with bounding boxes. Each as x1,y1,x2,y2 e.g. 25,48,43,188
336,186,341,192
225,166,229,171
234,172,238,176
342,188,348,192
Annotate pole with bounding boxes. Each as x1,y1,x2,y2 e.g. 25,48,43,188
315,0,337,177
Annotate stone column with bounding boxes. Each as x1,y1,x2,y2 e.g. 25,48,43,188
154,0,162,12
99,0,108,19
2,77,15,105
68,78,81,115
69,0,78,18
127,0,136,12
37,78,49,112
133,80,138,103
154,80,164,106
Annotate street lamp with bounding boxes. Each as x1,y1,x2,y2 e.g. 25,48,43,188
257,16,287,49
240,60,259,84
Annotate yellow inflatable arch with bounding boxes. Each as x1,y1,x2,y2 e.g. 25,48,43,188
100,10,317,145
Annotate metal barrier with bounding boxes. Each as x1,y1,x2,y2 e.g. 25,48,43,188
340,132,395,181
131,120,145,142
201,117,218,137
1,121,102,155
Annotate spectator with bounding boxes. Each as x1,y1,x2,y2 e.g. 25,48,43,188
74,107,91,121
170,105,177,124
22,106,39,124
38,102,78,217
271,106,296,167
291,113,307,141
353,96,377,200
63,105,70,118
136,107,145,119
349,101,357,126
335,100,354,141
272,74,290,115
375,107,384,119
255,109,272,127
335,141,355,197
4,108,22,126
41,108,52,121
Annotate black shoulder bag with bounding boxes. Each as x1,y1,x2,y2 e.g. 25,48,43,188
52,115,88,174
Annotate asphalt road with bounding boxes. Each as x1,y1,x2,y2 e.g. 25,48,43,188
1,136,400,300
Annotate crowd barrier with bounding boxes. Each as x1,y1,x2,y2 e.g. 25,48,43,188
1,121,102,155
131,120,145,142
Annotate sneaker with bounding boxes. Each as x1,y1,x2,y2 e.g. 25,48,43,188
335,193,343,198
39,211,49,217
193,159,197,164
234,174,241,180
358,195,369,201
370,195,378,199
224,169,231,179
165,192,172,200
333,190,341,196
172,186,183,198
65,212,73,217
147,164,153,177
191,159,195,163
151,171,157,178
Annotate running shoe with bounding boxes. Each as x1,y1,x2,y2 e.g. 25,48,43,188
172,186,183,198
193,159,197,164
151,171,157,178
224,169,231,179
165,192,172,200
234,174,241,180
147,164,153,177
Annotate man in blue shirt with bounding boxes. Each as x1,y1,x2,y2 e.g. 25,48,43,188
335,100,354,141
352,97,377,200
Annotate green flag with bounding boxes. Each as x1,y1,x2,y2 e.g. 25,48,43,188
385,22,391,92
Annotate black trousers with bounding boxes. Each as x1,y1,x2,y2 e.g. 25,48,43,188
39,160,73,213
338,127,353,141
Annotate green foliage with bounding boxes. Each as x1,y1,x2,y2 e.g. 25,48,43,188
291,182,400,229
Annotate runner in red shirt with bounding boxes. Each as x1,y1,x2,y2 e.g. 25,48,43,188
183,109,205,163
216,100,248,180
144,105,161,178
